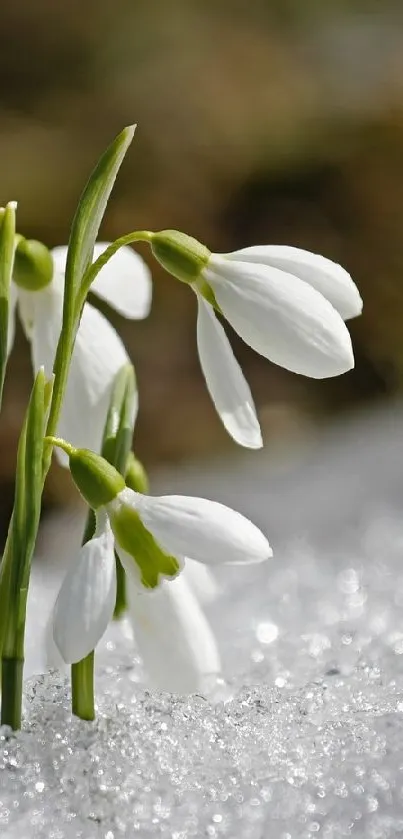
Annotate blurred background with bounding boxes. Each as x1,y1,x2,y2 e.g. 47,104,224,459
1,0,403,533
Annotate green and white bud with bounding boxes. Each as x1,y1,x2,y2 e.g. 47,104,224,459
13,237,53,291
150,230,210,285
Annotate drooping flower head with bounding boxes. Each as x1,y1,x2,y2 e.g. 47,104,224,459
147,230,362,449
10,239,152,464
49,440,272,690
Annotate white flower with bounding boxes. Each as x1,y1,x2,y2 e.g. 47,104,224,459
52,511,117,664
126,574,221,693
52,488,271,691
222,245,362,320
10,242,152,466
195,245,360,449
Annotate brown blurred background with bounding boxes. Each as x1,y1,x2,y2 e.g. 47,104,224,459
1,0,403,528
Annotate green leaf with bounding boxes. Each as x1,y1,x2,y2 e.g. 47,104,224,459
0,202,16,407
101,362,137,619
101,363,137,474
2,368,50,658
20,368,49,577
65,125,136,317
43,127,136,472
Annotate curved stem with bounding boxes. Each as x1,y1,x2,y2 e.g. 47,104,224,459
75,231,153,317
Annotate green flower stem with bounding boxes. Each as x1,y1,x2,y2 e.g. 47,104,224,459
1,590,29,730
70,365,138,718
76,231,153,316
1,657,23,729
114,557,127,619
70,507,96,720
114,452,149,617
71,651,95,721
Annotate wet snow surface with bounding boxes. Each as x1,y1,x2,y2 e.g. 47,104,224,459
3,404,403,838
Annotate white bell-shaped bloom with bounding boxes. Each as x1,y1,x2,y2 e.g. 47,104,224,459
126,573,221,693
112,488,271,567
52,511,117,664
223,245,362,321
52,486,271,690
204,257,355,379
194,249,358,448
10,243,151,466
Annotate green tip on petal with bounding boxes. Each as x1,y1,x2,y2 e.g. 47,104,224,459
13,238,54,291
150,229,210,285
110,502,180,589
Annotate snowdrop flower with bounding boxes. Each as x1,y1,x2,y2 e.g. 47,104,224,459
128,573,221,693
150,231,361,449
10,239,152,465
222,245,362,321
50,443,271,690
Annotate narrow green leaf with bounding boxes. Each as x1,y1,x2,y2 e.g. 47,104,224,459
4,369,48,656
21,368,48,573
102,363,137,619
0,202,16,407
101,363,137,474
0,529,14,657
65,125,136,310
43,127,136,474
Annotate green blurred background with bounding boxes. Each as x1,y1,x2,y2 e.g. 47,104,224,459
1,0,403,523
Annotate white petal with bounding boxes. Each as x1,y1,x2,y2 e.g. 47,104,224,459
224,245,362,320
45,613,68,672
29,282,132,466
52,242,152,319
124,488,272,566
20,282,62,376
182,559,219,604
196,294,262,449
57,303,132,462
52,513,116,664
90,242,152,319
51,245,69,276
7,282,18,355
205,258,354,379
127,573,221,693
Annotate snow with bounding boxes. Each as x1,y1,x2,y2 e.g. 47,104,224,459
3,402,403,838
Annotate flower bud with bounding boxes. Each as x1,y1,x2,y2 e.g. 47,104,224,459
151,230,210,284
13,238,53,291
46,438,126,508
125,452,149,494
69,448,126,508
